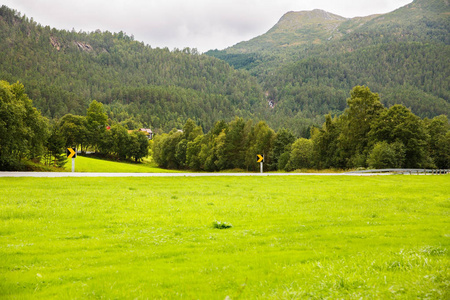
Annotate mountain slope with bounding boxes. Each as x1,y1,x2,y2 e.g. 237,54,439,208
1,1,448,137
209,0,449,69
231,10,349,52
0,5,266,131
207,0,449,134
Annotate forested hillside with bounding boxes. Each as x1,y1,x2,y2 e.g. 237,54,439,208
207,0,449,135
1,0,448,138
0,5,265,132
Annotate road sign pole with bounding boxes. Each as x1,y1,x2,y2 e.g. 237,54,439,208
256,154,264,173
72,157,75,172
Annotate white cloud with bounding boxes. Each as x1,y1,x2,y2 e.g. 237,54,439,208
2,0,413,52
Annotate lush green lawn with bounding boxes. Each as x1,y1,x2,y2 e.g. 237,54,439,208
64,156,180,173
1,176,449,299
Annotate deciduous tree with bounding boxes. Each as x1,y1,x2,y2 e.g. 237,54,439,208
369,105,429,168
86,100,108,152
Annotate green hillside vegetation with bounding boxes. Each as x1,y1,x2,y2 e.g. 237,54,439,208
0,5,265,132
153,86,450,171
2,0,449,140
2,79,447,171
0,80,154,171
207,0,449,135
1,176,449,298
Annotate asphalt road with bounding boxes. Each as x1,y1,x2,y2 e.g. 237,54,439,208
0,172,389,177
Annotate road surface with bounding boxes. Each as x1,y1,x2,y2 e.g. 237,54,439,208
0,172,390,177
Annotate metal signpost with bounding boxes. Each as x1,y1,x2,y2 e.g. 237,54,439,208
66,147,77,172
257,154,264,173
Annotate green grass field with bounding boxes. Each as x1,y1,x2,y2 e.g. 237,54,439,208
1,176,449,299
64,156,180,173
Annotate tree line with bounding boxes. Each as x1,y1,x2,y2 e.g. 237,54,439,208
153,86,449,171
0,80,149,170
2,81,448,171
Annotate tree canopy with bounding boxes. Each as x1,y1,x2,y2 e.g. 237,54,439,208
153,86,449,171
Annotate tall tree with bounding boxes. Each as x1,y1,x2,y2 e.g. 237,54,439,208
338,86,385,167
369,104,430,168
0,80,49,170
286,138,314,171
128,131,149,162
425,115,450,168
270,128,295,170
46,125,67,167
86,100,108,152
186,135,204,170
311,114,343,169
100,124,130,160
244,121,275,171
58,114,88,151
223,117,248,169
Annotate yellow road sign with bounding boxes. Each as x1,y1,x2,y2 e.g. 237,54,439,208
256,154,264,163
67,147,76,158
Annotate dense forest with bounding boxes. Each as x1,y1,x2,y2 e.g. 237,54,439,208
3,81,447,171
0,5,265,133
152,86,449,171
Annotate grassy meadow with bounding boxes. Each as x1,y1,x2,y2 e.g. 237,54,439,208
63,156,180,173
1,175,449,299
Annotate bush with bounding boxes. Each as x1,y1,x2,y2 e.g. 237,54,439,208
277,152,290,171
367,141,405,169
0,156,25,171
285,138,314,170
212,220,233,229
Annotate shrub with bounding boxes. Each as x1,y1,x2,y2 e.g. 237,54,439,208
367,141,405,169
212,220,233,229
285,138,314,171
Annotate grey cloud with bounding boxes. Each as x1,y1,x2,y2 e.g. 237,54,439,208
2,0,413,52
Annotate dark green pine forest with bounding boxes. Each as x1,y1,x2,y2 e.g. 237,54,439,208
0,0,449,170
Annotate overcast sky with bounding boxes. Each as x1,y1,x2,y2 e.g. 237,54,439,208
3,0,413,52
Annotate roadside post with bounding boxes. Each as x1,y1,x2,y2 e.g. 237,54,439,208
66,147,77,172
257,154,264,173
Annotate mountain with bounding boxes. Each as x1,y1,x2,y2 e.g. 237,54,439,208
0,5,266,132
207,0,449,134
208,0,449,69
1,1,448,137
229,10,349,53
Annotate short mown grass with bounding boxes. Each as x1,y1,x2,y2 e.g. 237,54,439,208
1,176,449,299
64,155,180,173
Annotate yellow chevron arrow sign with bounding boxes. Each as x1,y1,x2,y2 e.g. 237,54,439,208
256,154,264,163
67,147,76,159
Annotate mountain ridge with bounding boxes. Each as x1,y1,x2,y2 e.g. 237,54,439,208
215,0,448,56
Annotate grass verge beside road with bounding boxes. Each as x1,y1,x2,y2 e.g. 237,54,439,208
64,155,180,173
1,176,449,298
